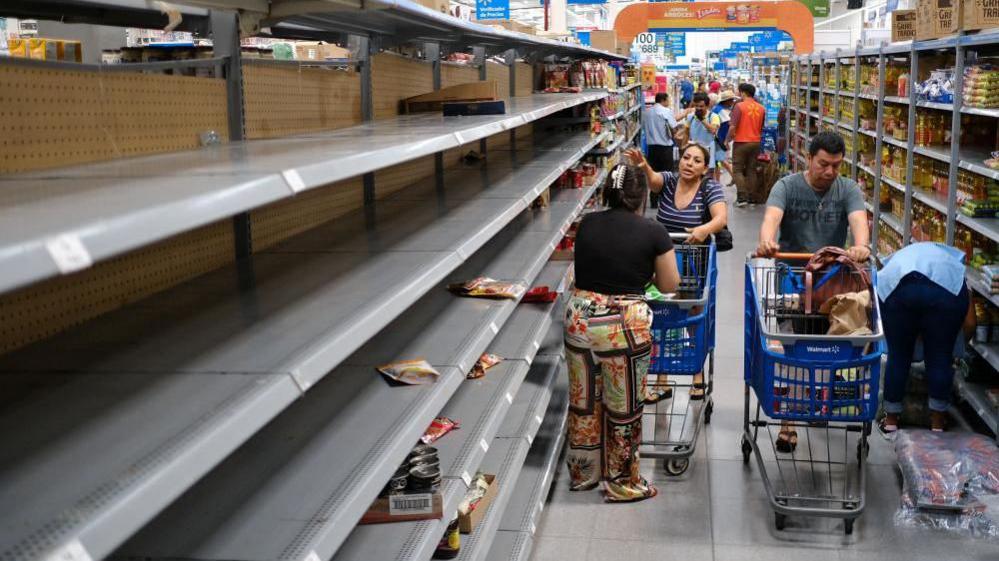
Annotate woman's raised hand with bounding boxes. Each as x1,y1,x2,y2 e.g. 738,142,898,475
624,148,645,167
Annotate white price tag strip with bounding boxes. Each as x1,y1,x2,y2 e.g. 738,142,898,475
46,235,92,274
538,499,545,513
480,438,489,453
525,433,533,445
45,540,93,561
281,169,307,193
389,493,434,516
533,340,541,351
506,392,514,404
304,552,321,561
461,471,473,487
535,415,543,424
490,322,499,334
530,522,537,534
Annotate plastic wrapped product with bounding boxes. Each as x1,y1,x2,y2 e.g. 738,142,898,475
467,353,503,380
457,472,490,516
894,430,999,539
421,416,460,444
448,277,527,299
377,359,441,385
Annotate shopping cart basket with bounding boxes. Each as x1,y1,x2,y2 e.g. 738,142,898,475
642,234,717,476
742,253,885,534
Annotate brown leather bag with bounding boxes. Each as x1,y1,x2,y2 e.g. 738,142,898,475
803,247,871,314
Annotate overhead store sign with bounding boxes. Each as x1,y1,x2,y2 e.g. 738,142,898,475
730,41,751,51
799,0,830,18
476,0,509,21
661,32,686,56
612,1,814,54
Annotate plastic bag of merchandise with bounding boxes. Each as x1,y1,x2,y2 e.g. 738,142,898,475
894,429,999,539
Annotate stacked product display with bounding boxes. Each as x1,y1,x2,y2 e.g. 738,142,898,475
0,3,640,561
786,32,999,440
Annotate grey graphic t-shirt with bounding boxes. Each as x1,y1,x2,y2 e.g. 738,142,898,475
766,173,866,252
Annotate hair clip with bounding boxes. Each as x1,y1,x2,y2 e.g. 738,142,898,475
611,165,626,190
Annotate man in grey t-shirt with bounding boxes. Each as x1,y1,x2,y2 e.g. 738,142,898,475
757,131,871,263
755,131,870,454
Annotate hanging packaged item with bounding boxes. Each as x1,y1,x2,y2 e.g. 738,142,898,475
421,416,460,444
448,277,526,299
377,359,441,385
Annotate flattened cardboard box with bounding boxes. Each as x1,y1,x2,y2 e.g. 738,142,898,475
916,0,962,39
964,0,999,31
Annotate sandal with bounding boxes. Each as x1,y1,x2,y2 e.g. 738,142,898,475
775,429,798,453
878,414,900,436
930,411,948,433
645,387,673,404
605,484,658,504
689,382,707,401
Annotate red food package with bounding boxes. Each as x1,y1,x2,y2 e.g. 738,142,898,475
522,286,558,303
422,416,460,444
467,353,503,379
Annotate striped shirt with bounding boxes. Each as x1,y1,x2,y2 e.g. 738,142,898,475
656,172,726,232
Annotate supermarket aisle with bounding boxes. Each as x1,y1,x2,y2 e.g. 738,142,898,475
530,193,999,561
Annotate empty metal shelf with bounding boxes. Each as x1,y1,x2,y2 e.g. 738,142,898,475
0,93,605,297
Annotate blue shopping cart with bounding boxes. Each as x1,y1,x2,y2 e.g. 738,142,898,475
743,253,886,535
641,235,717,476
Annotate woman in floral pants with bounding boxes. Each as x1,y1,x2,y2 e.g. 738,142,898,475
564,164,680,502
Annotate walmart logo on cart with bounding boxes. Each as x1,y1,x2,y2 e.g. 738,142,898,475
806,346,837,353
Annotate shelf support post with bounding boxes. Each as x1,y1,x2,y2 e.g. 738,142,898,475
426,42,444,179
853,46,861,184
474,46,488,156
211,9,251,261
947,39,964,245
505,49,517,147
351,34,377,213
872,45,887,250
902,45,918,244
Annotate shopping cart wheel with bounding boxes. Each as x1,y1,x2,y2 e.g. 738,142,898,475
741,435,753,465
774,513,786,531
664,458,689,476
844,519,854,535
705,400,714,425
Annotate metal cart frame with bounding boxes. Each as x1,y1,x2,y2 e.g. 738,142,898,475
742,254,885,534
641,236,717,476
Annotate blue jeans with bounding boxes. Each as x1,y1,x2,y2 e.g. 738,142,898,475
880,273,969,414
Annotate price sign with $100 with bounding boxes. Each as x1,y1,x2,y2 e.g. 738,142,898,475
633,33,660,56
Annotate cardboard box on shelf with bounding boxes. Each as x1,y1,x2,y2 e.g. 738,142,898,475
294,42,350,61
417,0,450,14
964,0,999,31
359,491,444,524
458,474,498,533
892,9,918,42
916,0,962,39
405,81,499,113
478,20,536,35
589,30,618,53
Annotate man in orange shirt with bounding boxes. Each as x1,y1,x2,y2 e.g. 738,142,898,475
726,83,766,207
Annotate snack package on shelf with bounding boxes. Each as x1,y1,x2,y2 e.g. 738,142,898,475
522,286,559,303
467,353,503,379
421,416,460,444
964,64,999,109
917,68,956,104
448,277,527,299
894,430,999,539
377,359,441,385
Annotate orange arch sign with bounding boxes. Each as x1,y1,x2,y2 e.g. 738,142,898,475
614,2,814,55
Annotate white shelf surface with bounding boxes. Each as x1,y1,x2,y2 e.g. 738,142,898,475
0,92,606,297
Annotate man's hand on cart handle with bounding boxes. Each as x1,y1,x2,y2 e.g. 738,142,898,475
846,244,871,263
685,226,709,244
756,239,780,258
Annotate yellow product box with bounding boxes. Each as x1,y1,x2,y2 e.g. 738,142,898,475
29,38,59,60
8,38,28,58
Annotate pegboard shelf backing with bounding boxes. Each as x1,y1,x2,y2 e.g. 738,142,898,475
0,62,228,174
243,63,362,140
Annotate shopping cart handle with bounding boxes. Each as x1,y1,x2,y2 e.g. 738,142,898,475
750,251,813,260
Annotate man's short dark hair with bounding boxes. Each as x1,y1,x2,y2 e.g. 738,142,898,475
808,131,846,157
738,83,756,98
655,92,669,104
692,92,710,105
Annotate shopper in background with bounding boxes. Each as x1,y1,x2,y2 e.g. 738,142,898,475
713,91,737,183
680,76,694,109
642,93,683,175
877,243,976,434
709,77,722,94
626,143,728,402
728,83,766,207
756,131,870,452
565,164,681,502
684,92,722,170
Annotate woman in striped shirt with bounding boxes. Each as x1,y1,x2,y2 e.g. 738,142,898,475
626,143,728,401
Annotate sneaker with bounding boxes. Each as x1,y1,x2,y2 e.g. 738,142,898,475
735,200,748,208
